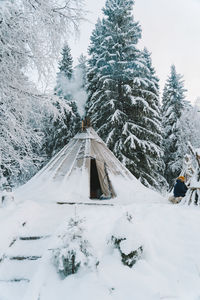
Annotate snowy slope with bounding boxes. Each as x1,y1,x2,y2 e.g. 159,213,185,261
1,194,200,300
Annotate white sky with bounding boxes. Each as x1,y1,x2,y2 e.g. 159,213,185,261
69,0,200,103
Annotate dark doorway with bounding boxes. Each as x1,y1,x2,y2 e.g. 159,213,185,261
90,159,102,199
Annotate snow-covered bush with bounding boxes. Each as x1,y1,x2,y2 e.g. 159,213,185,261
110,212,143,268
52,217,98,278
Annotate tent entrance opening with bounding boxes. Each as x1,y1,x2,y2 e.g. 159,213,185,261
90,159,102,199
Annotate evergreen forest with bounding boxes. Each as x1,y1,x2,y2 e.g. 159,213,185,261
1,0,200,192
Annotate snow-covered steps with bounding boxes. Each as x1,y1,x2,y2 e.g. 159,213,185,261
7,236,51,257
0,258,40,281
0,234,52,299
0,281,28,300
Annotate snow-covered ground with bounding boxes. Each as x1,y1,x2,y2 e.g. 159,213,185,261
0,191,200,300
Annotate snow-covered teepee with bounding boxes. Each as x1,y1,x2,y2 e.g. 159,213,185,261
17,120,163,204
15,122,134,203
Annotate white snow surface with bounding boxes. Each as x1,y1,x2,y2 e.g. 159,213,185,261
1,184,200,299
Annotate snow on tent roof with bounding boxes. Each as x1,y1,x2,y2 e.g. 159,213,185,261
16,127,161,204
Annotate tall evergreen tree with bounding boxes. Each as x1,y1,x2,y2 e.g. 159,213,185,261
162,65,188,187
55,43,73,96
59,44,73,79
127,48,166,189
87,0,142,147
86,0,166,190
46,44,80,158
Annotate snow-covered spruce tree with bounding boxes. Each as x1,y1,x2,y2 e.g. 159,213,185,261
52,217,98,278
46,44,81,158
0,0,84,186
162,65,188,187
86,0,166,190
57,44,73,80
121,48,167,190
87,0,142,148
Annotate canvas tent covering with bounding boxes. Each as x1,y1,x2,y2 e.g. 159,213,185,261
18,126,155,204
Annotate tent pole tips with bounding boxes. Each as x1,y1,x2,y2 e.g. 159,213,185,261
82,117,91,131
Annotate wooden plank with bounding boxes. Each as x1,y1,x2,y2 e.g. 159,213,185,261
0,278,30,282
57,201,114,206
9,238,17,248
9,256,41,261
0,238,17,263
19,235,50,241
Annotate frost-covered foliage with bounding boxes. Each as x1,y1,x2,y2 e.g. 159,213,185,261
57,44,73,80
182,145,200,205
86,0,166,191
47,44,80,157
171,101,200,188
52,217,98,278
180,153,195,185
46,51,88,158
86,0,142,150
110,212,143,268
162,65,189,187
0,0,84,185
179,103,200,154
124,48,167,191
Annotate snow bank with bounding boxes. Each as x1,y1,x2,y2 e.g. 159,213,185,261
2,183,200,300
25,203,200,300
2,200,199,299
